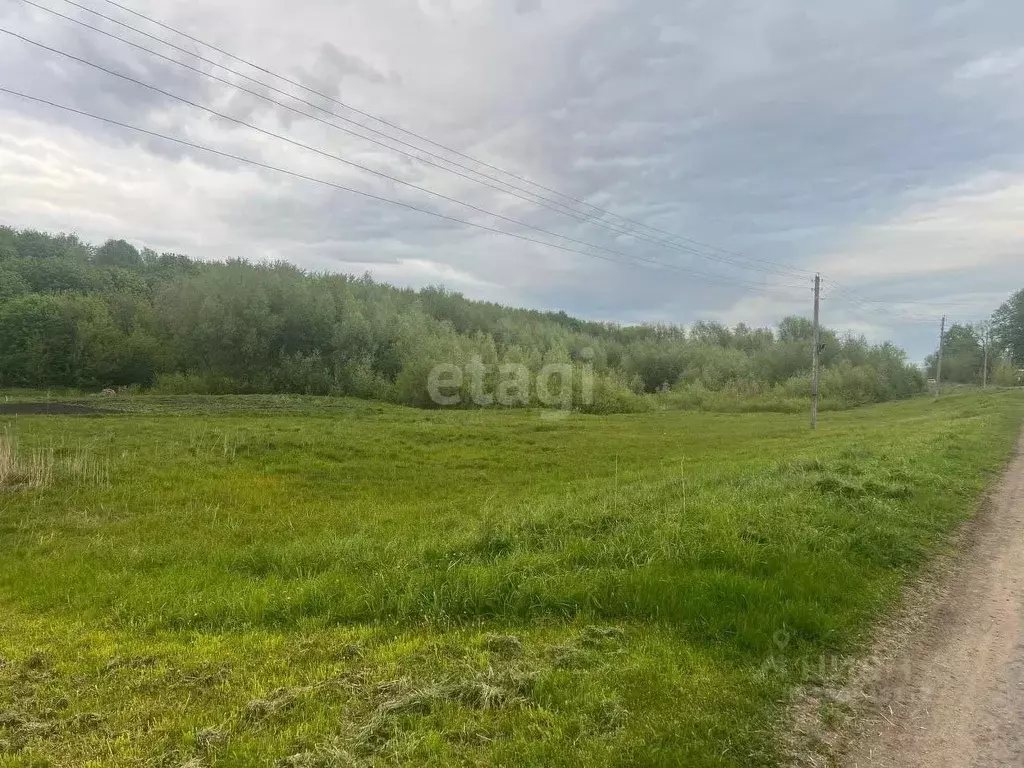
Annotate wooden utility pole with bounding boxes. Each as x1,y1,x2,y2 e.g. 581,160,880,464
811,273,821,429
982,322,989,388
935,315,946,399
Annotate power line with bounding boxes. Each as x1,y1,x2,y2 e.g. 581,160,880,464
42,0,817,283
820,279,950,324
828,299,939,327
1,25,811,295
97,0,995,311
0,86,809,298
10,6,993,321
830,298,942,326
37,0,1001,316
820,283,940,325
826,292,985,330
822,278,982,312
830,290,987,329
24,0,807,283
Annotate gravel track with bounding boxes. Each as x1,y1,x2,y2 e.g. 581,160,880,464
845,436,1024,767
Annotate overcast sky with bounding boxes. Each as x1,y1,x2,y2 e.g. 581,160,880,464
2,0,1023,361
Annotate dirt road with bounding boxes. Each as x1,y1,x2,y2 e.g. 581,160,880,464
845,438,1024,767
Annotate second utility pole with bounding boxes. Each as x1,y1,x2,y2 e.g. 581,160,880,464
935,315,946,399
811,273,821,429
982,322,989,388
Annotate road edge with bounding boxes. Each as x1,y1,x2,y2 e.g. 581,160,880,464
780,431,1024,767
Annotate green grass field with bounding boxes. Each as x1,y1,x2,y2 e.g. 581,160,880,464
1,391,1022,767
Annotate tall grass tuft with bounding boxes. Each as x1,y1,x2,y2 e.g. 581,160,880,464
0,428,108,490
0,428,52,489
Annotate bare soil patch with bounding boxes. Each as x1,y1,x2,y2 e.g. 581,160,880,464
0,403,111,416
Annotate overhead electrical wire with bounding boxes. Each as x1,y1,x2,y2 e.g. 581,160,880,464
820,279,969,325
823,279,983,313
826,296,968,329
1,25,815,295
23,0,806,284
0,85,813,298
819,283,956,329
824,291,941,325
32,0,817,284
89,0,982,314
12,0,986,320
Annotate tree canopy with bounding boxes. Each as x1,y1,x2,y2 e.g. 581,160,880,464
993,290,1024,368
0,225,930,410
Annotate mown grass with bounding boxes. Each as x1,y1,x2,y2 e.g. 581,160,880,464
1,390,1022,766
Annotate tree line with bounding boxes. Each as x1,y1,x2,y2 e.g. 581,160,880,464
923,306,1024,388
0,225,955,412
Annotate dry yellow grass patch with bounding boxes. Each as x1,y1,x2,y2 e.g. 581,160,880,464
0,428,108,490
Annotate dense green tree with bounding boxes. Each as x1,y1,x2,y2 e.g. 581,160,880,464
0,224,932,408
0,292,152,387
777,316,815,342
0,294,78,386
0,266,30,301
925,323,986,384
12,256,96,294
731,323,774,353
0,225,17,255
95,239,143,269
992,290,1024,367
690,321,732,347
10,229,82,261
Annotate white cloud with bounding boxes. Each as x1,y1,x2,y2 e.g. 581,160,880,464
956,49,1024,80
346,257,504,295
2,0,1024,363
823,172,1024,280
707,292,811,330
0,111,264,254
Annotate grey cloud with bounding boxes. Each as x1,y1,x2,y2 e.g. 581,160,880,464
3,0,1024,362
477,0,1024,296
294,42,394,99
514,0,542,15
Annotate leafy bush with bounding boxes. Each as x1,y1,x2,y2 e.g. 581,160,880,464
0,225,929,411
